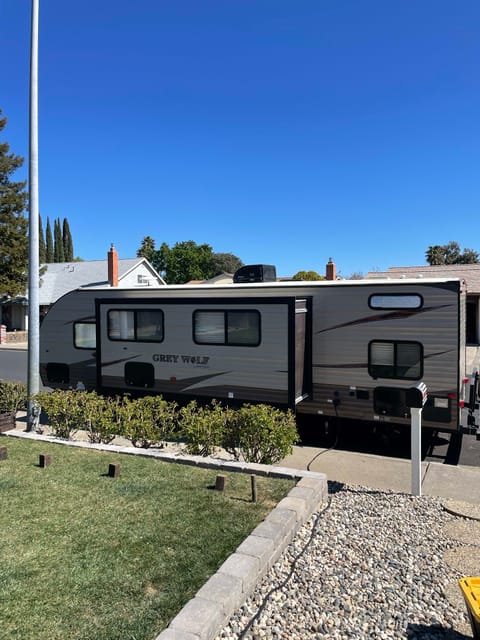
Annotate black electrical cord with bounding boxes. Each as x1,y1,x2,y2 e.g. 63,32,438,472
236,407,344,638
237,494,333,639
307,406,341,471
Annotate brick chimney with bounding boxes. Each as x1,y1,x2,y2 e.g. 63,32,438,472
108,244,119,287
326,257,336,281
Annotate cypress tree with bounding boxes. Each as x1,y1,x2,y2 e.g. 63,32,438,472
62,217,74,261
45,217,54,263
54,218,64,262
39,214,46,263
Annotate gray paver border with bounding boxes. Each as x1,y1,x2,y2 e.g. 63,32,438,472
3,429,328,640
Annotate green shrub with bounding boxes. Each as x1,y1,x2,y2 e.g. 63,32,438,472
149,395,178,442
117,395,176,448
35,390,84,439
0,380,27,412
76,391,118,444
178,400,226,456
223,403,298,464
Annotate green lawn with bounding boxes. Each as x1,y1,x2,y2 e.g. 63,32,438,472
0,437,294,640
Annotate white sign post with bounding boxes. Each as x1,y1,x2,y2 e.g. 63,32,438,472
410,407,422,496
406,383,428,497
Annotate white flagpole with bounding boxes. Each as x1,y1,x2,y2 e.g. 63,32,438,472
27,0,40,431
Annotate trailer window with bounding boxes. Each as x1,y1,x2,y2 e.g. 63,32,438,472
108,310,164,343
194,310,260,346
74,322,96,349
369,294,422,309
368,340,422,380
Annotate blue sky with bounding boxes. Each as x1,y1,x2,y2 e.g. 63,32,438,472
2,1,479,278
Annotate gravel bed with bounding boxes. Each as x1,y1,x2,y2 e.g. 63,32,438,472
216,482,471,640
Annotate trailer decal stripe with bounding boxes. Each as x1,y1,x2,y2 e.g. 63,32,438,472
315,305,452,334
313,363,366,369
101,355,141,367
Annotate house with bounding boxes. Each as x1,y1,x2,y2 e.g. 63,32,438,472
0,245,165,333
187,272,234,285
365,264,480,350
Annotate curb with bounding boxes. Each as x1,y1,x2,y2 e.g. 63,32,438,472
3,429,328,640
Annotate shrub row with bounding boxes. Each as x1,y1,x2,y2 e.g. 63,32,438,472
34,390,298,464
0,379,28,413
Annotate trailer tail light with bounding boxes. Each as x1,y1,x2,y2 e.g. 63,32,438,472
459,400,465,408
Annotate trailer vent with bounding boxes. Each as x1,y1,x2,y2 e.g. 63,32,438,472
233,264,277,283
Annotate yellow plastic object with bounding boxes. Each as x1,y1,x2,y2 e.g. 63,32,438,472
459,577,480,639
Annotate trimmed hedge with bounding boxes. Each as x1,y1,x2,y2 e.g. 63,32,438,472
0,379,27,413
34,391,298,464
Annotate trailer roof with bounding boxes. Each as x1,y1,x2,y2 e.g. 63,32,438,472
84,275,464,292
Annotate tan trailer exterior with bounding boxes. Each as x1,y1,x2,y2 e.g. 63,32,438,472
40,277,476,432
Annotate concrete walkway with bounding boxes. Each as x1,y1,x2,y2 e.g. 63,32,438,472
282,444,480,506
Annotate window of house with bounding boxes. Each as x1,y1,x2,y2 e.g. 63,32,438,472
368,340,422,380
107,309,164,342
193,310,260,346
369,294,422,309
74,322,96,349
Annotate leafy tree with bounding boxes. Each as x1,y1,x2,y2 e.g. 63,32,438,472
0,111,29,297
54,217,64,262
136,237,243,283
38,214,46,263
165,240,215,284
212,252,243,275
456,248,480,264
292,270,324,281
136,236,169,278
45,216,54,263
157,242,170,277
425,241,479,265
62,217,74,261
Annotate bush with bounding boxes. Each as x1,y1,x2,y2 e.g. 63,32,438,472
0,380,27,412
35,390,84,439
178,400,226,456
223,403,298,464
77,391,118,444
117,395,176,448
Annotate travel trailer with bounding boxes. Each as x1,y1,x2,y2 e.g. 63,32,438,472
39,272,479,433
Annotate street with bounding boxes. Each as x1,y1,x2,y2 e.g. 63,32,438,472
0,348,28,384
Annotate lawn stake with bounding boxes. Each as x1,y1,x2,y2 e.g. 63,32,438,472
39,454,52,467
251,474,257,503
108,462,121,478
215,474,226,491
